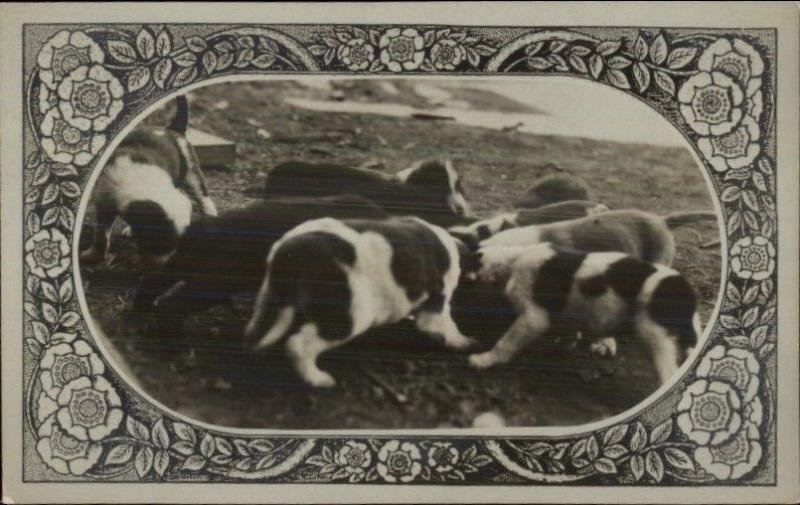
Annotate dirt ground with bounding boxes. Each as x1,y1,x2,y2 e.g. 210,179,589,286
81,79,721,429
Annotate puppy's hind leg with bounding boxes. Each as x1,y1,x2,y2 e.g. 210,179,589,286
638,321,680,385
286,323,342,388
415,293,475,350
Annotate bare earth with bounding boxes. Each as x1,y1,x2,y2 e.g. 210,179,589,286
81,80,721,429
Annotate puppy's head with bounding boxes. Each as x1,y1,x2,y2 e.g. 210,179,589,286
124,197,190,266
452,236,483,280
396,159,474,218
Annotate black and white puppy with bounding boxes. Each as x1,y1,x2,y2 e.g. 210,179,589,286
132,195,389,348
81,95,217,266
244,216,474,388
448,200,610,247
262,159,473,228
480,209,717,266
466,243,700,385
515,173,593,209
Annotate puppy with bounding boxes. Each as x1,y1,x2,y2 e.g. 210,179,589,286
515,173,593,209
448,200,609,246
81,95,217,266
244,216,474,387
480,209,717,266
133,195,389,349
466,243,700,385
262,158,473,227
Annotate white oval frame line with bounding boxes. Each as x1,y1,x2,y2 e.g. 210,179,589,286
73,73,728,438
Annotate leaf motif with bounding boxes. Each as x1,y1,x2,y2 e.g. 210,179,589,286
528,57,552,70
59,311,80,327
27,276,41,295
466,47,480,67
720,186,741,202
667,47,697,69
633,62,650,93
151,418,170,449
742,285,760,305
237,36,255,49
649,33,668,64
568,438,587,459
603,424,628,446
41,303,58,324
649,419,673,444
742,190,759,211
26,338,42,356
630,422,647,452
585,435,599,461
758,157,773,174
24,302,39,318
235,48,255,68
256,454,276,470
596,40,621,56
551,442,569,460
724,168,751,181
761,280,774,300
589,54,604,79
653,70,676,96
127,416,150,441
472,454,492,467
549,41,567,53
108,40,138,64
726,283,742,303
475,44,497,56
305,455,328,467
759,342,775,358
570,45,591,57
251,54,276,69
568,53,588,73
171,440,195,456
663,447,694,470
185,36,207,53
593,457,617,474
60,181,81,198
335,31,353,44
629,454,645,481
742,210,759,232
156,30,172,57
645,450,665,482
607,55,632,69
32,164,50,186
233,439,251,457
603,444,627,459
422,29,435,48
719,314,741,330
463,445,478,462
200,433,215,458
31,321,50,345
41,281,59,302
127,66,151,93
527,442,553,457
307,44,328,56
211,454,233,465
134,447,154,477
104,443,134,465
136,28,156,59
368,29,381,46
153,58,173,89
217,51,235,71
548,53,568,71
215,437,233,456
234,457,254,471
26,212,41,235
750,325,769,348
42,183,60,205
248,439,274,454
154,450,170,476
572,457,591,468
201,51,218,75
726,211,741,236
606,68,631,89
181,455,206,471
59,207,75,231
759,194,775,212
172,66,198,88
26,188,41,204
173,52,197,67
724,335,750,348
634,34,649,60
41,207,59,226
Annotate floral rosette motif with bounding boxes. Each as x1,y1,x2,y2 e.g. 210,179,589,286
36,414,103,475
339,38,376,71
427,442,459,473
698,38,764,105
376,440,423,483
25,228,71,279
40,106,106,166
37,30,105,90
696,345,760,402
678,71,744,136
335,440,373,477
57,65,124,132
430,39,467,70
379,28,425,72
38,340,106,405
694,421,762,480
730,235,775,281
55,376,123,442
677,379,742,446
697,116,760,172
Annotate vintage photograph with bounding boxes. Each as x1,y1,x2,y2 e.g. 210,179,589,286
78,77,722,430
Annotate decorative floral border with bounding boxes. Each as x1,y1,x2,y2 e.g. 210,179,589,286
21,24,777,485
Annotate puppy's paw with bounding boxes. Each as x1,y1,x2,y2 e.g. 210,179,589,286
590,337,618,358
305,371,337,389
469,352,497,370
444,333,477,350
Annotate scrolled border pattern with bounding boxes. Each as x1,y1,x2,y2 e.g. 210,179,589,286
21,24,776,484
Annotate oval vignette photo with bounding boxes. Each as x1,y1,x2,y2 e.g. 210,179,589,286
76,77,723,430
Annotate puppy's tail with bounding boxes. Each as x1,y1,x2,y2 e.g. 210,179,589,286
663,211,717,229
168,95,189,135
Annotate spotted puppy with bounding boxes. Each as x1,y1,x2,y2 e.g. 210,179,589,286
263,158,473,227
480,209,717,266
448,200,609,247
466,243,700,385
244,216,474,387
515,173,593,209
81,95,216,266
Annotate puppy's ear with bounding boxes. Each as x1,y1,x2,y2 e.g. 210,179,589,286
450,230,479,251
453,237,482,276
